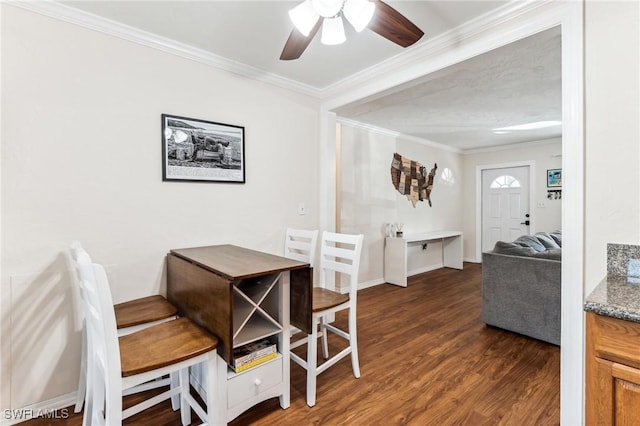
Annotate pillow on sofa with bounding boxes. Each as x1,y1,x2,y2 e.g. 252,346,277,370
533,248,562,261
513,235,546,252
493,241,538,257
550,231,562,247
535,232,561,249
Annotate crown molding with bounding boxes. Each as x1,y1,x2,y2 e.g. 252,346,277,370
7,0,554,102
462,136,562,155
337,117,462,154
6,0,324,99
320,0,553,100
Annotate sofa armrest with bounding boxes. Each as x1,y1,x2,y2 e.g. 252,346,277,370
482,251,561,345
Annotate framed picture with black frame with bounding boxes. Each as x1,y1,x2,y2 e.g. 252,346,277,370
162,114,245,183
547,168,562,187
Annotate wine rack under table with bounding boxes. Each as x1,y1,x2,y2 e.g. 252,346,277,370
167,244,312,422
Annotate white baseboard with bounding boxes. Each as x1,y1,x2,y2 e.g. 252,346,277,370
337,262,468,294
464,257,481,263
1,392,77,425
357,278,386,291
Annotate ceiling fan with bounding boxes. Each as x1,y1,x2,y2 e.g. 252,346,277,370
280,0,424,60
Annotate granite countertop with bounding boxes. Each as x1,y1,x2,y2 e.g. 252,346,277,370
584,275,640,323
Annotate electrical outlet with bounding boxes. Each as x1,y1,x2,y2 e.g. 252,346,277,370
298,203,306,215
537,202,546,208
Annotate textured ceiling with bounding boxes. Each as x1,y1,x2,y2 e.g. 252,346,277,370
336,26,562,150
54,1,561,150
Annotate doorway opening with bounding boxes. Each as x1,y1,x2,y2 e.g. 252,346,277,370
321,4,583,421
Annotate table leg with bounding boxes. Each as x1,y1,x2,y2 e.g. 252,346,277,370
279,271,290,409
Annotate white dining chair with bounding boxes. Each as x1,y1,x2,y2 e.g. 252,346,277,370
284,228,318,339
290,231,364,407
71,241,180,417
284,228,319,267
72,247,225,425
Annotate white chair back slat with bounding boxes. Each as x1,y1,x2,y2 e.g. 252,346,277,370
323,231,362,246
321,259,353,276
285,251,311,264
287,240,312,251
322,245,358,261
284,228,319,268
92,263,123,373
319,231,364,296
74,247,123,424
71,243,96,426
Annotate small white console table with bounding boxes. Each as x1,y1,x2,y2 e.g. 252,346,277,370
384,230,463,287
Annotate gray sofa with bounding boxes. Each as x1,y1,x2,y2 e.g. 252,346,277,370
482,231,562,345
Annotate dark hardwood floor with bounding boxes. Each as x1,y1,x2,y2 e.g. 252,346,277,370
26,263,559,425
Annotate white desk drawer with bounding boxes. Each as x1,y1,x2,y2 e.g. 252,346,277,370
227,356,283,409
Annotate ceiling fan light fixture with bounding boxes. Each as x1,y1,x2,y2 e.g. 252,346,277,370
343,0,375,32
312,0,344,18
321,16,346,45
289,0,320,37
281,0,424,60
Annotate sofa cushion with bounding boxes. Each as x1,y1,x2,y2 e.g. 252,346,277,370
533,248,562,261
535,232,561,249
513,235,546,252
550,231,562,247
493,241,538,257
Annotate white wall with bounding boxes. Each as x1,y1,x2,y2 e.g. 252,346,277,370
462,138,562,260
339,121,559,284
339,125,396,286
339,123,463,286
584,0,640,294
0,5,320,409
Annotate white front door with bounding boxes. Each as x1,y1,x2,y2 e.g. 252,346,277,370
481,166,531,252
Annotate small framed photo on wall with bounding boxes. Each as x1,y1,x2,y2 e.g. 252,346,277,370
162,114,245,183
547,169,562,187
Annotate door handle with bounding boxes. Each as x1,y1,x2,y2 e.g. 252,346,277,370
521,220,530,226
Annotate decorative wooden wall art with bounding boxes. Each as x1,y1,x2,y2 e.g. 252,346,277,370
390,153,437,207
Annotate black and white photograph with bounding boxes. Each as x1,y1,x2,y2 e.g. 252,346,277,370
162,114,245,183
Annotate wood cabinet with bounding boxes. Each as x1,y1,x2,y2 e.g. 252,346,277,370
586,312,640,425
166,245,312,422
